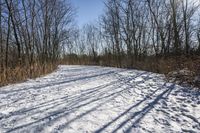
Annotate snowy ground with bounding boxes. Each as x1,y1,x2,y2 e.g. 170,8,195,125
0,65,199,133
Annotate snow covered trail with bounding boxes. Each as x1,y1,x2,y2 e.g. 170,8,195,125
0,65,199,133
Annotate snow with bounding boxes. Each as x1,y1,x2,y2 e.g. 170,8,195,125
0,65,199,133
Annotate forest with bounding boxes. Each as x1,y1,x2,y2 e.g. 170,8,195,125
0,0,200,87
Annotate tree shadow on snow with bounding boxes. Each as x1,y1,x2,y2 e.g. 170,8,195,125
95,83,175,133
1,69,176,133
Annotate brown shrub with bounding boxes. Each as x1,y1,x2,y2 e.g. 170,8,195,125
0,63,57,87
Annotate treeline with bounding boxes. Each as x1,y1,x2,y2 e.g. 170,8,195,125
0,0,75,85
1,0,200,86
100,0,200,66
64,0,200,72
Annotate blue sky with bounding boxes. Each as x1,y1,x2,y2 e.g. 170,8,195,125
71,0,104,27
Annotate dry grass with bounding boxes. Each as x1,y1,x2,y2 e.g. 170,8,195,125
132,56,199,74
130,55,200,88
0,63,58,87
1,55,199,88
88,55,200,88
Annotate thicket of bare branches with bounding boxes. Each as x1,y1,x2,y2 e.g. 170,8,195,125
0,0,75,85
98,0,200,65
0,0,74,77
65,0,200,69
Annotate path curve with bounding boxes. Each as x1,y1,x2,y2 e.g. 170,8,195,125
0,66,199,133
